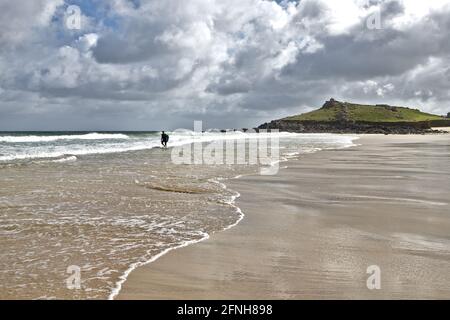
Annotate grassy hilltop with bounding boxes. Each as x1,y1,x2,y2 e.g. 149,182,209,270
259,99,450,133
284,99,445,123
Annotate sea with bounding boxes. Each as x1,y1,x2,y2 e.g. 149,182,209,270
0,130,357,299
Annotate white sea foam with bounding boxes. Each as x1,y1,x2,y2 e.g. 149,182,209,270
0,131,357,163
109,177,246,300
31,155,78,164
51,156,78,163
0,133,130,143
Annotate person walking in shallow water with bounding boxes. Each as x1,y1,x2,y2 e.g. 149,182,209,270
161,131,169,148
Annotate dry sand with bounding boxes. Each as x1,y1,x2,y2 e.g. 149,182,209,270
117,134,450,300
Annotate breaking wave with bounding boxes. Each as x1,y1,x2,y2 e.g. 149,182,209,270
0,133,130,143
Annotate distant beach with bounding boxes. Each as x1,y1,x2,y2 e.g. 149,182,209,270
117,134,450,300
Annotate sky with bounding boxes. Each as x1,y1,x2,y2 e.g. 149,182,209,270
0,0,450,131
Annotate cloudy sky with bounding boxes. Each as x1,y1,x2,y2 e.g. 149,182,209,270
0,0,449,130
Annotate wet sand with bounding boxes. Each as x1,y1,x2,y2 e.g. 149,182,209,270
117,135,450,299
433,127,450,132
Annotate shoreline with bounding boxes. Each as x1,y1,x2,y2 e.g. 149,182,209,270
0,131,357,299
110,136,358,300
117,134,450,299
108,231,211,300
108,177,245,300
115,139,361,300
113,137,354,300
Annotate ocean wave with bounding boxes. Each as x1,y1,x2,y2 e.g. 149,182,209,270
0,131,288,162
52,155,78,163
0,132,359,163
0,141,161,162
0,133,130,143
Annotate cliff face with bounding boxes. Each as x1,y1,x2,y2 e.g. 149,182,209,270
258,99,450,134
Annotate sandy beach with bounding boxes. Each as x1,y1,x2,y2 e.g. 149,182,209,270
4,0,450,304
0,131,354,299
117,134,450,299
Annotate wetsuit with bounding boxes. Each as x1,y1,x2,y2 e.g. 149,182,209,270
161,133,169,147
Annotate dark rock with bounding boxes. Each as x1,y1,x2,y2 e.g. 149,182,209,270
321,98,340,109
258,119,436,134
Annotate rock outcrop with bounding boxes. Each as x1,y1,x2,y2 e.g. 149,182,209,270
258,119,436,134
